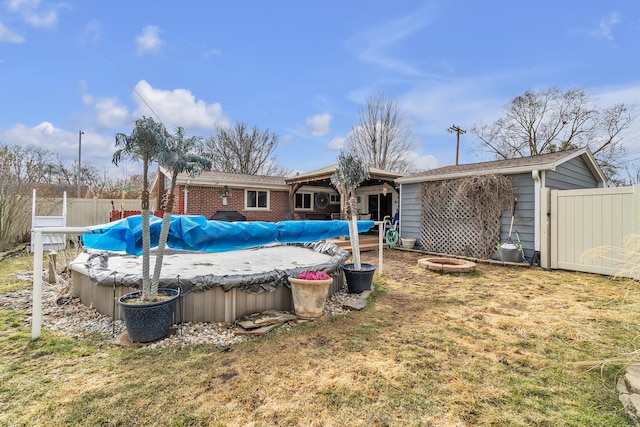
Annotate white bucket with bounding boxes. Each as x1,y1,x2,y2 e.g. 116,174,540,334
401,238,416,249
498,243,521,262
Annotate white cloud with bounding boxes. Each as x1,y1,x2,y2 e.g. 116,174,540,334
328,136,347,150
305,113,332,137
406,152,439,172
280,134,294,145
399,75,506,137
0,22,24,43
202,48,222,59
136,25,163,55
94,97,130,129
81,20,102,43
593,82,640,156
4,0,57,29
346,4,436,76
24,9,56,28
132,80,229,130
80,80,229,134
590,12,620,41
4,0,36,12
81,83,131,129
0,123,116,167
593,82,640,106
33,121,59,135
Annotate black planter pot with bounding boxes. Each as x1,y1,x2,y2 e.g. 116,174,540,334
118,288,179,343
343,263,376,294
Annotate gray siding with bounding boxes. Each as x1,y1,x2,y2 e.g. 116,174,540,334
501,173,535,261
399,183,422,247
545,156,598,190
398,154,601,263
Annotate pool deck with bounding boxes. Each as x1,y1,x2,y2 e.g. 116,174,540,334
325,234,386,253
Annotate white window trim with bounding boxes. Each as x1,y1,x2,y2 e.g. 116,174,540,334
294,192,314,211
244,188,270,210
329,193,340,204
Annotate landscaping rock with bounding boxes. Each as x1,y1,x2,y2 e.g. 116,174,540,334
618,365,640,425
113,331,134,347
342,298,366,311
0,269,370,349
627,370,640,395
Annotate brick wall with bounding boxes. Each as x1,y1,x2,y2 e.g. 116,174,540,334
180,185,290,222
155,173,339,222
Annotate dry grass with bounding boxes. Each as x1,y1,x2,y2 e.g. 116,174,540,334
1,249,639,426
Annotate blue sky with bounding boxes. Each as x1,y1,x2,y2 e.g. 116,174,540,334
1,0,640,178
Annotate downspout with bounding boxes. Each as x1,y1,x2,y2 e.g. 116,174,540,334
532,170,541,252
398,185,402,236
183,180,190,215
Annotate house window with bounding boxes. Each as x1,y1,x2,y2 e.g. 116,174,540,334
330,193,340,204
245,189,269,210
295,192,313,210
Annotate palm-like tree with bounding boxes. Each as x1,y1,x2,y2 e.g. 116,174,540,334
112,116,170,301
330,152,370,270
151,127,212,294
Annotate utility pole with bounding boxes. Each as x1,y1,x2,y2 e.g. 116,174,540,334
77,130,84,198
447,125,466,165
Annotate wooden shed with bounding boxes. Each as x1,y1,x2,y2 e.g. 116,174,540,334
395,148,607,264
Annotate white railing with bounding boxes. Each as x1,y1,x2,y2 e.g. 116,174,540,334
31,227,88,340
377,221,385,275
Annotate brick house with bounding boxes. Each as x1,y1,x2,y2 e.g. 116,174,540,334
152,165,402,222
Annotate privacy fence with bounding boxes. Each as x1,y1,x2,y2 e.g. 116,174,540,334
542,185,640,280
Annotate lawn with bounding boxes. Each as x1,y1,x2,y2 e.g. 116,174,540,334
0,249,638,426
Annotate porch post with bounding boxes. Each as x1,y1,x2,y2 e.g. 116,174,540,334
288,183,302,216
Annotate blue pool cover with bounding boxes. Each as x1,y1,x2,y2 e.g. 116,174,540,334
82,214,375,255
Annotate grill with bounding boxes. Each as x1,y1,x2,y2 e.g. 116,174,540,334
209,210,247,221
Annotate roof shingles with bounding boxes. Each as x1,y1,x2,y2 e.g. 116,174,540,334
402,149,585,180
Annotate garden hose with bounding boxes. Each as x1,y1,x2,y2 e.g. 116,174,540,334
385,228,399,249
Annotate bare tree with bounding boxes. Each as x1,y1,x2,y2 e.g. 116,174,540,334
205,122,289,176
86,174,146,200
622,162,640,186
0,145,59,249
471,87,637,181
346,92,415,174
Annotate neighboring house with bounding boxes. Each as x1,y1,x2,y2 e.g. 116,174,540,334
153,165,402,222
395,148,607,263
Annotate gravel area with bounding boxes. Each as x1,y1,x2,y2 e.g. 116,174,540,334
0,271,365,349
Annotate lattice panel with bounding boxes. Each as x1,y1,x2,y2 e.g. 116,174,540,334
419,177,512,258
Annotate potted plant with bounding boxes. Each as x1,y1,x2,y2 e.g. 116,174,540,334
330,152,376,293
112,118,211,343
288,271,333,319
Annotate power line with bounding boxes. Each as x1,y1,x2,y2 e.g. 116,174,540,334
67,9,164,126
447,125,466,165
95,44,163,124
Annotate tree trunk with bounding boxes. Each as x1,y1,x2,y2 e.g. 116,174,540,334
141,207,152,300
141,160,153,300
349,214,361,270
346,195,361,270
152,175,177,294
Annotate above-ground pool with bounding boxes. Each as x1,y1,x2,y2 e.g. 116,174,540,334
70,242,349,323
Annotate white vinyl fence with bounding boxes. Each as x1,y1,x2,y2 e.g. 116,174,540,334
543,185,640,279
